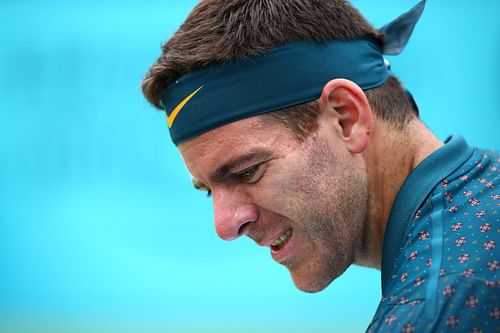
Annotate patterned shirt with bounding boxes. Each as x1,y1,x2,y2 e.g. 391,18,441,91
367,136,499,333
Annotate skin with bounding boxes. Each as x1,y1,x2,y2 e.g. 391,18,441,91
178,79,443,292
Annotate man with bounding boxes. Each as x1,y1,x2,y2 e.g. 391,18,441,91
142,0,499,331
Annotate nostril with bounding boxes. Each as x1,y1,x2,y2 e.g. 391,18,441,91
238,221,253,236
214,202,258,240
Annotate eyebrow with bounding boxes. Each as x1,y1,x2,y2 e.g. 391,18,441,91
212,149,273,182
192,149,273,190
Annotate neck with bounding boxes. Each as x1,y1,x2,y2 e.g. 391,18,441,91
355,118,443,269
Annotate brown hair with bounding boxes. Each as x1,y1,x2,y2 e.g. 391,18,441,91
142,0,417,139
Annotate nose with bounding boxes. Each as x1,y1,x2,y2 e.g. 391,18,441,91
212,188,258,240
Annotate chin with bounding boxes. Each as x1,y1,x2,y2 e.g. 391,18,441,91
289,271,336,293
288,260,351,293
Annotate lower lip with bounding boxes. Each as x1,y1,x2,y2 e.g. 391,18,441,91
270,229,294,263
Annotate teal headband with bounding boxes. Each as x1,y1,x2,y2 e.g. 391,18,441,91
161,1,426,145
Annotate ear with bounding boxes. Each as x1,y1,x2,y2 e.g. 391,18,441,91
319,79,373,154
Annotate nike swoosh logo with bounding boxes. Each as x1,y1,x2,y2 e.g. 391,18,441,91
167,85,204,128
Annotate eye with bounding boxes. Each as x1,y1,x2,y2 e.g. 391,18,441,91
236,163,266,184
193,182,212,198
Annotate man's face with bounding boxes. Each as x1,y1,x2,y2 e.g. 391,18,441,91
178,113,368,292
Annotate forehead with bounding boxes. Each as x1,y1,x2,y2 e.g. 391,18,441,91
178,115,295,174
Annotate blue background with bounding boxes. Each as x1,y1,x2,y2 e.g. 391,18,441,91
0,0,499,332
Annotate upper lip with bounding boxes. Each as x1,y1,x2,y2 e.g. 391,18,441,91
256,228,291,247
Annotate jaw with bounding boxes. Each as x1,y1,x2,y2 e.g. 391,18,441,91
281,224,357,293
287,250,353,293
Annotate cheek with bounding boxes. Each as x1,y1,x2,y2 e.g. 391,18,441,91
245,163,298,217
251,161,319,220
277,149,366,224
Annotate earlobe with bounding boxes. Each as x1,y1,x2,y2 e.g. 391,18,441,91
319,79,373,154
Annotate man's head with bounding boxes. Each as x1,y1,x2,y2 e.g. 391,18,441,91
142,0,420,291
142,0,417,135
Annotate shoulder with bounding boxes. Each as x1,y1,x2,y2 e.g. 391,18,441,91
368,148,499,333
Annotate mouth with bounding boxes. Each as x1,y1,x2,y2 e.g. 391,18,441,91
270,228,293,253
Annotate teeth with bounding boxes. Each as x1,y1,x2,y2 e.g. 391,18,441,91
271,229,292,247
